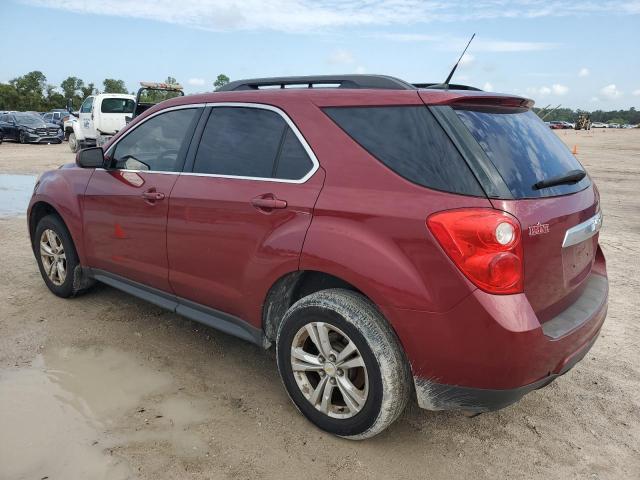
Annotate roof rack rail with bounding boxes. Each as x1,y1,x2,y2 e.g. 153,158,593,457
415,83,483,91
217,75,417,91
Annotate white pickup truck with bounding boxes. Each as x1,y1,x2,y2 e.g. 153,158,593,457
68,93,135,152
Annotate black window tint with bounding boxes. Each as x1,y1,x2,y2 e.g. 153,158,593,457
112,108,198,172
324,106,484,196
194,107,286,177
455,109,590,198
101,98,135,114
274,128,313,180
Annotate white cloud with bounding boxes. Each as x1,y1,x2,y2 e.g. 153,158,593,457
578,67,589,77
459,53,474,67
188,78,205,86
379,33,556,52
527,84,568,96
355,65,367,74
21,0,640,32
483,82,493,91
327,49,355,65
551,84,569,95
600,84,622,99
632,89,640,96
590,96,599,102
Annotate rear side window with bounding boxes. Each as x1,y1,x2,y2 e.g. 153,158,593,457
454,109,590,198
101,98,135,114
193,107,314,180
324,106,484,196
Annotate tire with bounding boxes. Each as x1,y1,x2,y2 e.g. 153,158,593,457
68,133,78,152
34,214,90,298
19,131,27,144
276,289,411,439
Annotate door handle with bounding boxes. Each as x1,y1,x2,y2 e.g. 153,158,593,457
251,194,287,211
141,189,165,202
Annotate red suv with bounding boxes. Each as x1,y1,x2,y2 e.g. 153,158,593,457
28,75,608,439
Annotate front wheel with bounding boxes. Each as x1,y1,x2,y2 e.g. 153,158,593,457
68,132,78,152
276,289,411,439
19,131,27,144
34,214,90,298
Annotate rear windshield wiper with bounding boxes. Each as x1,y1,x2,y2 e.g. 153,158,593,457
533,169,586,190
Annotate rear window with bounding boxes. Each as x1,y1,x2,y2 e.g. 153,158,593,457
454,109,590,198
101,98,135,114
324,106,484,196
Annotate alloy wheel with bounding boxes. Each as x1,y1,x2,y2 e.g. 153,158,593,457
290,322,369,419
40,229,66,286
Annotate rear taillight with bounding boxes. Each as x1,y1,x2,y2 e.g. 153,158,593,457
427,208,523,294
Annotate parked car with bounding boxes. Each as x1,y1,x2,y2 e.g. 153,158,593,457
591,122,608,128
28,74,608,439
0,112,63,144
43,109,74,131
69,93,136,152
549,120,573,129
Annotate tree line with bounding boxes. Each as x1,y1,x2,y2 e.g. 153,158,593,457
533,106,640,125
0,71,231,112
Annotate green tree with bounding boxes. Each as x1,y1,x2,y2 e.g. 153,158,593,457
165,76,178,85
102,78,128,94
8,71,47,110
214,74,230,90
44,85,65,110
81,82,97,98
0,83,20,110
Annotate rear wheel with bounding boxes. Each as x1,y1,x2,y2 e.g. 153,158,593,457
276,289,411,439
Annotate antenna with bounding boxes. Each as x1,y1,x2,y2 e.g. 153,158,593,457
442,33,476,88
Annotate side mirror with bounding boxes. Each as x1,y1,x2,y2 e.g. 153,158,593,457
76,147,105,169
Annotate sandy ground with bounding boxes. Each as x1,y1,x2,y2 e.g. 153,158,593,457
0,130,639,479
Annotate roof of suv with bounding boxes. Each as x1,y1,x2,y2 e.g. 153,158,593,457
135,74,533,121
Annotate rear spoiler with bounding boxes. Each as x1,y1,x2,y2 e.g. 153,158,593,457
420,91,535,109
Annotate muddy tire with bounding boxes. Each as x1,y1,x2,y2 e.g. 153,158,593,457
68,133,78,153
34,214,92,298
276,289,411,439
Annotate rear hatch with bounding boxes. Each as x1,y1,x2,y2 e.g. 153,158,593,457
443,100,600,320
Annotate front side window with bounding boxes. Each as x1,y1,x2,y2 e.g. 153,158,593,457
193,107,314,180
111,108,199,172
80,97,94,113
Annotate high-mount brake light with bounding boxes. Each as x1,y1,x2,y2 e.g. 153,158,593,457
427,209,524,294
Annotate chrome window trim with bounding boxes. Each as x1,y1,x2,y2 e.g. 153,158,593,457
102,102,319,184
562,210,603,248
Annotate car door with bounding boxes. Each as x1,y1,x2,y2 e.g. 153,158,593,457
167,104,324,326
6,114,18,140
79,96,95,139
83,105,203,292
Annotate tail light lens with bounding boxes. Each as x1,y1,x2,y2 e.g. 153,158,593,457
427,208,524,294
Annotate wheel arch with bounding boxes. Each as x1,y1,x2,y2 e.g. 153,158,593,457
263,269,379,344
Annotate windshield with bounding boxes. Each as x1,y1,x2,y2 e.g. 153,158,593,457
454,108,590,198
101,98,135,114
14,113,45,126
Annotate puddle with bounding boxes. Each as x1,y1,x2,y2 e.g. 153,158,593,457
0,174,37,217
0,346,209,479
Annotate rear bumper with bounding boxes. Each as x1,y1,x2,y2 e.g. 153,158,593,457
413,328,601,412
385,250,608,412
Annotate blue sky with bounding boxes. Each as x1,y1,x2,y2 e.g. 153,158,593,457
2,0,639,110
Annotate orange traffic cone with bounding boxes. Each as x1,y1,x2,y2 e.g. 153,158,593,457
572,145,578,155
